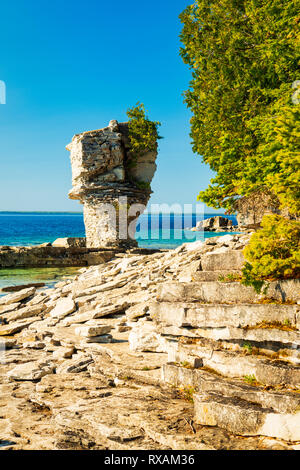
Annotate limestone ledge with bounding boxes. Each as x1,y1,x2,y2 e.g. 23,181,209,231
0,241,118,269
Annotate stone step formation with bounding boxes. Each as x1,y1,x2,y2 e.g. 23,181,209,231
129,248,300,443
0,233,299,450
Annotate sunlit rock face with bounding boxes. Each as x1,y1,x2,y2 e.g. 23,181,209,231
67,120,158,248
234,192,295,229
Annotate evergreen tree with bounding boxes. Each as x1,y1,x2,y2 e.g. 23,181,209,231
179,0,300,214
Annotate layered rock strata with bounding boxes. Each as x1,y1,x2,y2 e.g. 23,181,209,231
67,120,158,249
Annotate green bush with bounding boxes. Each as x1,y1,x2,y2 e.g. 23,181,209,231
126,103,162,163
241,215,300,293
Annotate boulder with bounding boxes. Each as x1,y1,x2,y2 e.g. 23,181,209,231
129,321,166,353
52,238,86,248
192,216,234,232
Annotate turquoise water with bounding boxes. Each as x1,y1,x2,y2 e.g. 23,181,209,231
0,212,239,290
0,267,80,293
0,212,238,249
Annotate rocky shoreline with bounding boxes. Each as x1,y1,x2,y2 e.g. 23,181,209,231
0,233,299,450
187,215,253,233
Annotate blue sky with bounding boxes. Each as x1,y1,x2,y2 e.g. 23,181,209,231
0,0,220,213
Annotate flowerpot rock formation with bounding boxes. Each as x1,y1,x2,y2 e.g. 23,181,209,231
67,120,158,248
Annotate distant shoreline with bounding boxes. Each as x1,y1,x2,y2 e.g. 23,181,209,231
0,211,235,216
0,211,83,215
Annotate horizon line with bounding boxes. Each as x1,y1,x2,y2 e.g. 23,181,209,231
0,210,234,215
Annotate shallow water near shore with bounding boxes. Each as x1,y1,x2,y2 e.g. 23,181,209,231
0,267,80,295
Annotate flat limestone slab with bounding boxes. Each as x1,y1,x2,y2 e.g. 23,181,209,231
167,343,300,387
7,360,55,381
55,354,94,374
51,326,113,350
201,250,244,271
158,324,300,346
0,287,36,306
80,334,113,345
203,352,300,388
162,363,300,414
2,283,45,293
0,338,17,350
60,312,95,326
4,303,45,323
157,280,300,304
73,278,128,299
50,297,76,319
165,335,300,364
192,271,240,282
150,301,300,329
0,317,39,336
194,393,300,441
204,326,300,345
0,303,21,315
75,324,112,337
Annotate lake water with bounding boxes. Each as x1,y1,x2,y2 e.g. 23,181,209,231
0,212,238,248
0,212,239,290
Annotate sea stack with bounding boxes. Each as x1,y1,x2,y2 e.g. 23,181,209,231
67,120,158,248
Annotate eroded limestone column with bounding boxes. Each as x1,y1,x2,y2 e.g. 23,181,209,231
67,120,158,248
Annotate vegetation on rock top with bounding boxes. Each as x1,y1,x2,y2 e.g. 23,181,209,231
126,103,162,164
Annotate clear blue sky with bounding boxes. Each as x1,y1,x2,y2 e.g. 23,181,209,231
0,0,220,213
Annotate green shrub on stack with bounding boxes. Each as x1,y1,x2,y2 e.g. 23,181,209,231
126,103,162,167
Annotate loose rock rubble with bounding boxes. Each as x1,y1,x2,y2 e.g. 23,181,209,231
0,233,299,450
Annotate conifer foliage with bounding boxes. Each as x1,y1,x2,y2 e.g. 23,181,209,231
179,0,299,215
